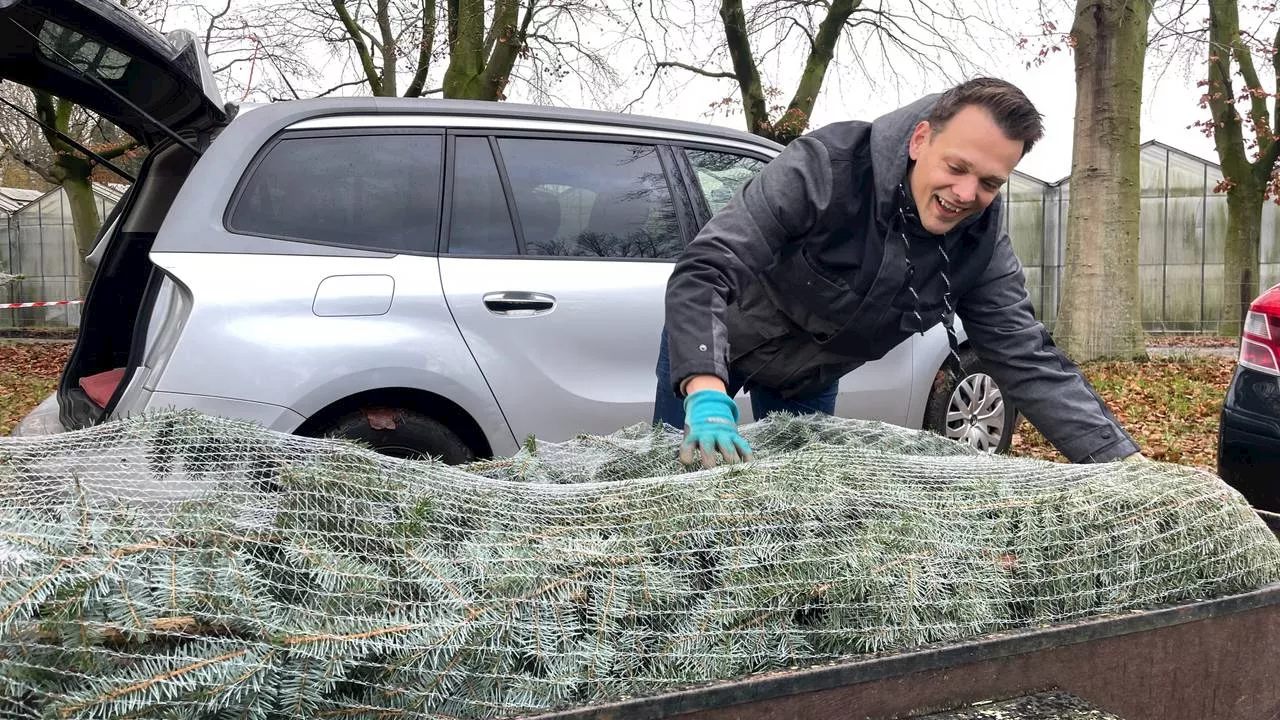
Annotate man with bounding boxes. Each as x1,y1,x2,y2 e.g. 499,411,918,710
655,77,1143,468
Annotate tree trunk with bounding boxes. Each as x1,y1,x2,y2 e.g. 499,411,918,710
1223,181,1262,334
57,156,100,298
718,0,769,138
1204,0,1276,336
772,0,859,144
1054,0,1152,362
443,0,488,99
476,0,525,100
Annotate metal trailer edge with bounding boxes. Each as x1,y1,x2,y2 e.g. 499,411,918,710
526,510,1280,720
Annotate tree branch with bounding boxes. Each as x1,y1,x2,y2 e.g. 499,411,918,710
1206,0,1249,174
331,0,383,95
33,92,68,154
95,140,139,161
376,0,398,96
312,78,375,98
720,0,769,135
655,60,738,79
404,0,438,97
203,0,233,55
785,0,859,135
788,18,817,50
621,67,664,113
0,130,57,185
1260,21,1280,181
481,0,533,97
1228,23,1269,147
483,0,517,59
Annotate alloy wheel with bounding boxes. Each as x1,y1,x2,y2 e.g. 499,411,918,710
944,372,1007,453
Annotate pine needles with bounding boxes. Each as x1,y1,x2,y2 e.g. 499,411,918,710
0,410,1276,719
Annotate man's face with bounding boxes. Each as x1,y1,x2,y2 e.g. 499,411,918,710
907,105,1025,236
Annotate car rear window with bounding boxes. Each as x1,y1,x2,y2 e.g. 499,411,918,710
495,138,683,260
684,148,766,215
446,136,519,255
227,132,443,253
38,21,131,80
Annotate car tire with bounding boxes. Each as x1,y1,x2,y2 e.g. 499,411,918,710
317,407,475,464
923,347,1016,454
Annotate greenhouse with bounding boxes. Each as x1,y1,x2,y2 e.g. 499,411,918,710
1004,140,1280,333
0,183,123,329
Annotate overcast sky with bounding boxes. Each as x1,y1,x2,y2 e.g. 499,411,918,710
174,1,1240,183
577,7,1226,183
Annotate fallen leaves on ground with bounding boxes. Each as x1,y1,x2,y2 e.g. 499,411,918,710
1011,355,1237,471
0,340,1243,474
1145,333,1238,349
0,341,72,435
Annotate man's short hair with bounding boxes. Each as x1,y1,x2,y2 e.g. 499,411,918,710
928,77,1045,156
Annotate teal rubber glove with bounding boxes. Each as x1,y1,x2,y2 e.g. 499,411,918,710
679,389,754,468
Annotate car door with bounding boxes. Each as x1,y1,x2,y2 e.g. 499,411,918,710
675,144,916,426
438,132,691,443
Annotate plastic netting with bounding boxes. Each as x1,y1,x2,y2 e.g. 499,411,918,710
0,409,1278,719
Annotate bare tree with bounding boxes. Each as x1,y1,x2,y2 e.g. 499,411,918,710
0,85,140,297
251,0,627,102
0,84,55,190
628,0,1010,144
170,0,322,101
1197,0,1280,335
1112,0,1280,336
1053,0,1154,361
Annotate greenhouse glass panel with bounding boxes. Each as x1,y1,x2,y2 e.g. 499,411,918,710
1139,264,1164,325
1202,263,1229,332
1164,264,1208,332
1140,145,1168,198
1164,151,1206,266
1203,195,1228,266
1261,201,1279,290
1138,145,1168,265
0,219,11,273
1005,172,1046,267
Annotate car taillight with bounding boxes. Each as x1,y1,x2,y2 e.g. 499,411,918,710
1240,288,1280,376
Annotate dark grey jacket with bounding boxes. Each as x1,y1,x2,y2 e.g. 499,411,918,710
664,93,1140,463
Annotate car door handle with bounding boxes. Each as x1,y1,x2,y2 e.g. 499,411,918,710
482,291,556,316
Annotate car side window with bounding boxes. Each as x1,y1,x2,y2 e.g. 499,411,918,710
448,137,519,255
228,132,442,253
684,148,767,215
495,138,683,260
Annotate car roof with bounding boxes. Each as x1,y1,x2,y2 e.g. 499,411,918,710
231,97,784,151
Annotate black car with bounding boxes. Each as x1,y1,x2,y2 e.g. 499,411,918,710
1217,282,1280,511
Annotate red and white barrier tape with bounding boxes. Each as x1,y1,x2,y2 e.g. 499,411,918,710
0,299,82,309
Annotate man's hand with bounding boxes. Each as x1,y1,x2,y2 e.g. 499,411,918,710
1122,452,1148,462
679,388,754,468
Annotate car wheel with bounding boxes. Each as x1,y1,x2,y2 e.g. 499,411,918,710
317,407,475,464
923,348,1016,454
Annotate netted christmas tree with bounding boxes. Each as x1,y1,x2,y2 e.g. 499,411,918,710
0,409,1277,719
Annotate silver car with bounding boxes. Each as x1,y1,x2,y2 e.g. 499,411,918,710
6,0,1016,460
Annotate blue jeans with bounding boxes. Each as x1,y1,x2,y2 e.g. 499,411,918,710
652,328,839,428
